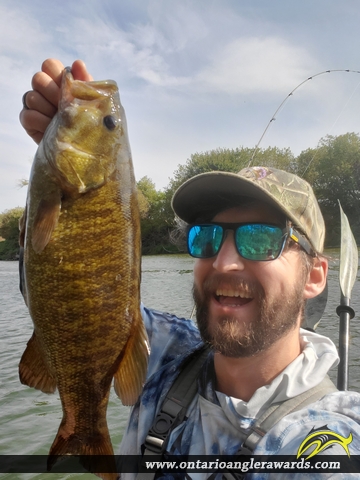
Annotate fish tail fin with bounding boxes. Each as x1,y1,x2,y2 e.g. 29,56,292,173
19,331,57,393
48,425,118,480
114,309,149,405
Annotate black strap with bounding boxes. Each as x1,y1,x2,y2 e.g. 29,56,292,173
137,345,210,480
142,345,211,456
138,348,337,480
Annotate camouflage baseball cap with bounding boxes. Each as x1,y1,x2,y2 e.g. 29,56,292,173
171,166,325,253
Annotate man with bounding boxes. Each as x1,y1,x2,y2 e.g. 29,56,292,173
20,59,360,478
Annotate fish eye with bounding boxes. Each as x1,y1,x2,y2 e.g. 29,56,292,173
103,115,117,130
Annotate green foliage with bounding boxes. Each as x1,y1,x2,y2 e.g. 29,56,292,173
137,176,177,254
162,145,296,227
166,146,294,195
3,134,360,256
299,133,360,245
0,207,24,260
160,137,360,249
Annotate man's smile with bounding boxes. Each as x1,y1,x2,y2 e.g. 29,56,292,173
215,288,253,307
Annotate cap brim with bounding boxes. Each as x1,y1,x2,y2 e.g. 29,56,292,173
172,171,299,225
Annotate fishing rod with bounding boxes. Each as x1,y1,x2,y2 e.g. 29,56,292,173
337,202,358,391
190,71,360,387
246,69,360,389
248,69,360,167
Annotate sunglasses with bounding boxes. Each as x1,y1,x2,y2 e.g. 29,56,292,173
187,222,315,261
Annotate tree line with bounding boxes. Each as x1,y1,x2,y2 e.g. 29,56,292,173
1,132,359,260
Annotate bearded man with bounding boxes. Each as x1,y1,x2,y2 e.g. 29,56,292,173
20,59,360,479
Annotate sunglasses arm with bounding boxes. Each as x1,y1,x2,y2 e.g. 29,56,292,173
288,227,316,257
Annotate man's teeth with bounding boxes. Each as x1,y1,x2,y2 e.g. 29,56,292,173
216,289,252,298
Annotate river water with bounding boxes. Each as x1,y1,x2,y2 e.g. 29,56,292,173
0,252,359,479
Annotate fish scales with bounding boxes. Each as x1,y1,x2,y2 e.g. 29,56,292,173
19,68,148,479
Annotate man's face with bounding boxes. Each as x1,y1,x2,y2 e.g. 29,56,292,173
193,202,310,358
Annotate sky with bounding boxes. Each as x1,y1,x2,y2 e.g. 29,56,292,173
1,0,360,212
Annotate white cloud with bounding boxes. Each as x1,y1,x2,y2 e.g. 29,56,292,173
1,0,360,211
146,0,209,53
64,11,320,99
195,36,319,95
0,5,50,57
0,2,313,99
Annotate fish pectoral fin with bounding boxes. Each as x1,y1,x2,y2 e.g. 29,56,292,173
31,195,61,253
19,331,56,394
114,312,149,406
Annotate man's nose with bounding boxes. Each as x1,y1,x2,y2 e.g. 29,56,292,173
212,231,246,272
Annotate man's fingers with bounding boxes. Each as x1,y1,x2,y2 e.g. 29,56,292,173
30,58,66,109
71,59,93,81
31,71,61,108
21,74,59,146
20,58,93,145
31,59,93,108
41,58,93,82
41,58,65,87
19,109,52,145
23,90,58,118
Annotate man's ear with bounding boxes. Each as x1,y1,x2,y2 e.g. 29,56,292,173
303,256,328,299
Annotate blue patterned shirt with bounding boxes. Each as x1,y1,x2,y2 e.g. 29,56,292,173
119,305,360,478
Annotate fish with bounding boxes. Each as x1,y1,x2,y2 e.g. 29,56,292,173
18,68,149,479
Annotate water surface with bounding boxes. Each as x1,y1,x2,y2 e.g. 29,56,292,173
0,252,359,478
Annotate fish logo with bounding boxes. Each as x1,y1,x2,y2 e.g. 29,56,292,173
297,425,353,459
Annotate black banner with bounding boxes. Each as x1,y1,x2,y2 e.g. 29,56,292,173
1,455,360,474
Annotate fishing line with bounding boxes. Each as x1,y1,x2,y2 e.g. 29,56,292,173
248,69,360,168
190,70,360,320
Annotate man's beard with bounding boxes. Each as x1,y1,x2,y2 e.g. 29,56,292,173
193,274,306,358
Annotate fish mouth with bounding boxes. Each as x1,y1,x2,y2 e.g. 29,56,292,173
215,288,253,307
57,141,97,158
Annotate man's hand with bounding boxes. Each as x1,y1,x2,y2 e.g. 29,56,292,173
19,59,93,144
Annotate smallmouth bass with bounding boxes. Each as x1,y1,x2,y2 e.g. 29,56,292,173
19,68,149,479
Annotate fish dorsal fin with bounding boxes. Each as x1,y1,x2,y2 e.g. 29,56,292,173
31,194,61,253
114,310,149,406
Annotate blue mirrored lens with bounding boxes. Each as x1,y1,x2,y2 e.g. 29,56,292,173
236,224,284,260
187,223,285,260
187,225,223,258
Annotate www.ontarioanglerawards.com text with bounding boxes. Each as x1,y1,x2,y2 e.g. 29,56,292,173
143,457,341,474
